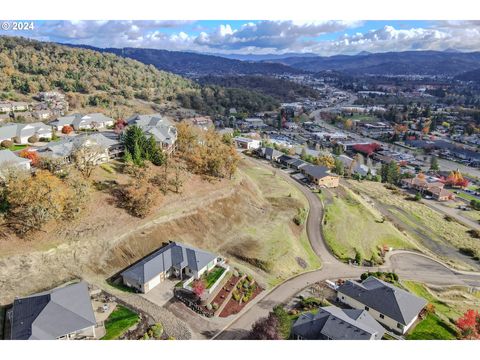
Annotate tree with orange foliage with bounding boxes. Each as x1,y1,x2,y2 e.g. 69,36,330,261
446,170,469,188
456,309,480,339
62,125,73,134
19,149,40,167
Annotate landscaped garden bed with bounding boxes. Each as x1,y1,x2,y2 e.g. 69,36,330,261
202,266,227,289
219,275,263,318
209,274,242,313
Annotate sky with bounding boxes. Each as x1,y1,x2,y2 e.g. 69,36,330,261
1,20,480,56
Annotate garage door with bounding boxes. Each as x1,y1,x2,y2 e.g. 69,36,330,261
148,275,162,289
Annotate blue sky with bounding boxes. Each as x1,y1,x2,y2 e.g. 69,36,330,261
1,20,479,55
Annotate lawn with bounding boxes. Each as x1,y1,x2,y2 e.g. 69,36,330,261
456,191,479,202
0,144,28,151
347,180,480,270
402,280,480,340
322,186,416,262
202,266,226,289
101,305,140,340
406,313,457,340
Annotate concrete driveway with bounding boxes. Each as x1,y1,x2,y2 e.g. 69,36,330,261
141,278,178,307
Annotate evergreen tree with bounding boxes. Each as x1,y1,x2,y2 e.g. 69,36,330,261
430,156,440,171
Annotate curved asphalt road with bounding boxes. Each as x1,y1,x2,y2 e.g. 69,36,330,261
213,157,480,339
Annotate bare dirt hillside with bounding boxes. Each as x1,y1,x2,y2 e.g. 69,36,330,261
0,158,317,304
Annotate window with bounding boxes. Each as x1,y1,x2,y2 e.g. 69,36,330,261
379,314,384,319
365,306,369,311
397,323,404,329
341,296,344,300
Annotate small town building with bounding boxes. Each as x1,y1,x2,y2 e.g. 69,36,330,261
233,136,261,150
301,165,339,188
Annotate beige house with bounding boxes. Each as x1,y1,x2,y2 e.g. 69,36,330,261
337,277,427,334
301,164,339,188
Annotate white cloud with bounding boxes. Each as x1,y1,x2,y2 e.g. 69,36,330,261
1,20,480,56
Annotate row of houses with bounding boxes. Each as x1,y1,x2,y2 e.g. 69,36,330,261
257,147,340,188
292,276,428,340
0,122,52,145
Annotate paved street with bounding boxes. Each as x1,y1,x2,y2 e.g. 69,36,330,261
214,157,480,339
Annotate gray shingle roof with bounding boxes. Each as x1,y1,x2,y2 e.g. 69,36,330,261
121,242,218,284
0,149,30,167
337,276,428,325
38,133,118,158
292,306,385,340
0,122,51,140
10,282,96,340
302,164,331,179
126,114,177,146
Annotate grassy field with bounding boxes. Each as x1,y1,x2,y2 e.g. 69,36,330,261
346,180,480,270
322,186,416,262
403,280,480,340
235,162,321,286
101,305,140,340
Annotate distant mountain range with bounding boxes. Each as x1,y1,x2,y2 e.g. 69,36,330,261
265,50,480,76
65,44,304,76
64,43,480,78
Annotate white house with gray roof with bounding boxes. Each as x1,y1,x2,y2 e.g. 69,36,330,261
0,122,52,144
51,113,114,131
292,305,385,340
126,113,177,154
36,133,122,163
337,276,428,334
121,242,220,293
7,281,97,340
0,149,31,177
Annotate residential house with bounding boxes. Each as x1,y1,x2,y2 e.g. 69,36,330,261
121,242,220,294
6,281,97,340
51,113,115,131
243,118,265,129
337,276,427,334
301,164,339,188
37,133,122,162
127,113,177,154
0,101,29,113
233,137,261,150
338,154,377,177
292,305,385,340
32,110,53,121
260,147,283,161
0,149,31,177
401,174,455,201
0,122,52,144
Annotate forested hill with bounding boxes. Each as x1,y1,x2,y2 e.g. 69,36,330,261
66,44,304,76
0,37,280,116
197,75,321,102
0,36,196,102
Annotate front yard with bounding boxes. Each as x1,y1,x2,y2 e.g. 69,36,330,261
406,313,457,340
101,305,140,340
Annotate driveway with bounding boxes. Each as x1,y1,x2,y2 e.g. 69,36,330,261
141,278,178,307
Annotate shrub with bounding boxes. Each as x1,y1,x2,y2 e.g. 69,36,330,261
232,290,241,302
151,323,163,339
12,136,21,144
62,125,73,134
212,302,219,310
233,270,239,277
19,149,40,166
293,208,307,226
354,248,363,265
467,229,480,239
1,139,13,148
206,303,213,311
27,134,39,143
100,163,115,174
246,274,253,282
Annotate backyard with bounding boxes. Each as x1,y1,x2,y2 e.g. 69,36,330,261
402,280,480,340
321,185,417,262
101,305,140,340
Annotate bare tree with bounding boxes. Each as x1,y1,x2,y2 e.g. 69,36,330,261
71,140,107,178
